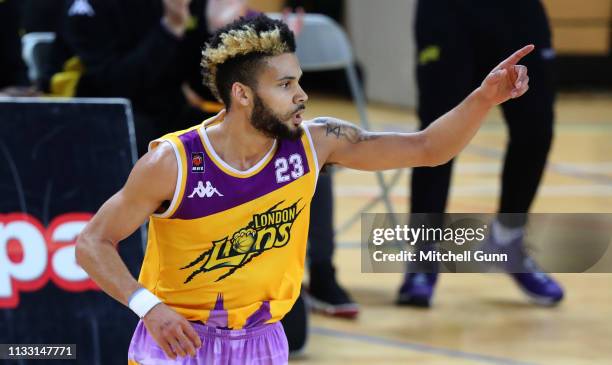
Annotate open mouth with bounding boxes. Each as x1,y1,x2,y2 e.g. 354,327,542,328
292,112,303,125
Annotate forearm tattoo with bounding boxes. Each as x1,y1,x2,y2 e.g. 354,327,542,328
315,118,379,144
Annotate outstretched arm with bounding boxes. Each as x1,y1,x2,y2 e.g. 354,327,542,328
309,45,534,170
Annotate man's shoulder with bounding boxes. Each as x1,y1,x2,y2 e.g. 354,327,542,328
301,118,338,166
302,117,341,142
135,142,177,181
125,142,177,201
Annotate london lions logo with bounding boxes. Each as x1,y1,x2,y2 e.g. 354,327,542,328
181,200,303,283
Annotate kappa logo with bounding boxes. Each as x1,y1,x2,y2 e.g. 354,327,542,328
181,200,303,282
191,152,204,173
188,181,223,198
68,0,95,17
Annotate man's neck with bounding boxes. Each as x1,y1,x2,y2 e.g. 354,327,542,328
206,109,275,171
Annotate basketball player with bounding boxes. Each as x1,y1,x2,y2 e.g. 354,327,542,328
75,15,533,364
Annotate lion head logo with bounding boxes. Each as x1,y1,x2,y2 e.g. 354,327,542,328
231,228,257,254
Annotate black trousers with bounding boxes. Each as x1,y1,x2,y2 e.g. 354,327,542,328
412,0,556,227
280,172,334,352
308,172,335,265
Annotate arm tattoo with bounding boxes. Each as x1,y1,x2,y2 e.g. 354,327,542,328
315,118,379,144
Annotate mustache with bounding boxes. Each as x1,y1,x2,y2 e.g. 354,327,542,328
292,104,306,114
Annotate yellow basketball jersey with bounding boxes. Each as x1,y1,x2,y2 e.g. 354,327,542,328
138,117,319,329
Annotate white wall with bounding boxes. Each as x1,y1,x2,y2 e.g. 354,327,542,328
345,0,418,108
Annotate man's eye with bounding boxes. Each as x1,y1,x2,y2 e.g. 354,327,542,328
281,82,290,88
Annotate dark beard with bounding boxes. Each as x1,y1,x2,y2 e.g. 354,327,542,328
250,95,304,140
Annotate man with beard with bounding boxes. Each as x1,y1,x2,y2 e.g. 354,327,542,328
75,15,533,364
48,0,337,352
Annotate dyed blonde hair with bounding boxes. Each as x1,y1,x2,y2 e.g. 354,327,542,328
201,15,296,104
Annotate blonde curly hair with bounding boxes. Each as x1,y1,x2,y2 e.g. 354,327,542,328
201,15,296,105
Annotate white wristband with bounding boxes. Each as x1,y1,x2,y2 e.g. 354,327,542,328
128,288,162,318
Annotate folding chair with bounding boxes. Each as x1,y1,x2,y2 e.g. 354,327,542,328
269,13,402,233
21,32,56,83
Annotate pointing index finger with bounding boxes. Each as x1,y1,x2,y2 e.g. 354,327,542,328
499,44,535,69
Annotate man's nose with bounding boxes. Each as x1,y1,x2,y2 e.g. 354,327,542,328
295,84,308,104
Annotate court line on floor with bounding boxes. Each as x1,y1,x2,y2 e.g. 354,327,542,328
310,326,538,365
466,145,612,186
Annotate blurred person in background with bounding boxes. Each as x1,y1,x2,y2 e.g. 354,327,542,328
304,169,359,319
398,0,563,308
41,0,228,156
287,0,360,320
40,0,305,156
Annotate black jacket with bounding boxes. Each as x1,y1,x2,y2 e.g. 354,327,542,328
43,0,214,116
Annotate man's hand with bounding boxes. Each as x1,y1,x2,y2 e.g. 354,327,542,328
162,0,192,38
478,44,534,106
142,303,202,359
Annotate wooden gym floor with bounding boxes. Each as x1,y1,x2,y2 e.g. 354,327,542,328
292,92,612,365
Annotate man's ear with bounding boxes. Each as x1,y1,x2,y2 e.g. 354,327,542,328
231,82,254,107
